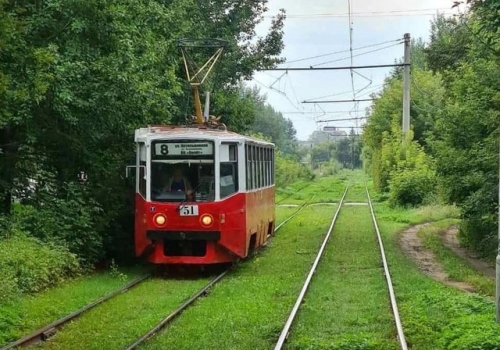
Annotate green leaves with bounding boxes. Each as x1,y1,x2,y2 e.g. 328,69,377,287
363,7,499,256
0,0,286,264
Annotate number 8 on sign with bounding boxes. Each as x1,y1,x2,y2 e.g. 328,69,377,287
160,144,169,155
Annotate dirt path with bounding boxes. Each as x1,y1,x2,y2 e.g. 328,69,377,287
399,224,476,293
441,226,495,279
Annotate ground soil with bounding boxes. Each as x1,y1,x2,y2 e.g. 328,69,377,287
441,226,495,279
399,223,495,293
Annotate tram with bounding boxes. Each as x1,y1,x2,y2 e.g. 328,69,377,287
129,38,275,264
131,125,275,264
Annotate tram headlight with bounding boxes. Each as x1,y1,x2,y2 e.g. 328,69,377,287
200,214,213,227
154,214,167,227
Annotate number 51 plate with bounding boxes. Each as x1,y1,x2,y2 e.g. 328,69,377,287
179,205,199,216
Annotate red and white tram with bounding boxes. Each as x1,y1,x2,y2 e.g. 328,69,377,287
131,125,276,264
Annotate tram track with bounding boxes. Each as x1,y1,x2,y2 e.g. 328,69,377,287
366,185,407,349
124,199,314,349
274,184,350,350
273,184,408,350
1,198,315,350
0,274,151,350
2,195,329,350
275,182,314,204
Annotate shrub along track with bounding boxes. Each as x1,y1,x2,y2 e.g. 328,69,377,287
8,200,310,350
274,184,408,350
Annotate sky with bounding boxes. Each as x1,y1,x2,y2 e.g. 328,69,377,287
249,0,464,140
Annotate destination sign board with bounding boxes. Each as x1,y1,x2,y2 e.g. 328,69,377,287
154,142,214,157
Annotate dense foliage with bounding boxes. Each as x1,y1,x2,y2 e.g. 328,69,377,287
0,232,80,305
0,0,286,274
363,6,500,257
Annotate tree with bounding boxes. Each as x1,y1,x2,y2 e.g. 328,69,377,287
0,0,287,264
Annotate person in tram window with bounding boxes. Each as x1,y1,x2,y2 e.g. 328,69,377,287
167,167,192,191
167,167,194,201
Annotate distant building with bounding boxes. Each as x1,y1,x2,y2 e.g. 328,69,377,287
305,127,348,145
322,126,347,139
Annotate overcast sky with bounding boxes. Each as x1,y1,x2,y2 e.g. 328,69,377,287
250,0,463,140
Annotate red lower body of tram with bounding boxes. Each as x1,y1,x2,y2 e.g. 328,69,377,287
134,188,275,264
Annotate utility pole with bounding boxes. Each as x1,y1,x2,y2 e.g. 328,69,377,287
402,33,411,135
496,141,500,321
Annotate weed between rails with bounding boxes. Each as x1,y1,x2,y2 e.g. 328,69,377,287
38,278,211,350
6,173,496,350
285,183,399,350
140,205,336,350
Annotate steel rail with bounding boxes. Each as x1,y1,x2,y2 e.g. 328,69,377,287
124,270,229,350
125,196,314,349
3,195,313,350
276,183,314,204
365,185,408,350
274,185,350,350
275,195,315,231
0,274,151,350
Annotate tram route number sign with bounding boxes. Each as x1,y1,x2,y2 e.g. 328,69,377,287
155,142,213,156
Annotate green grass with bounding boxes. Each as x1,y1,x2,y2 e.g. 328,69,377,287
276,206,301,226
39,277,211,350
417,220,495,297
374,202,460,225
371,196,500,349
285,183,399,350
276,180,312,203
140,205,337,350
275,175,348,205
296,176,346,204
11,174,494,350
0,268,146,346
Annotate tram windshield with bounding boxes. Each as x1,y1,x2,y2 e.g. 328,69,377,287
150,140,215,202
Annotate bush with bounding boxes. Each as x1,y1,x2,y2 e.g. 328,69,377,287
458,217,497,259
388,167,437,207
320,159,342,176
0,232,81,304
275,151,314,188
10,181,104,265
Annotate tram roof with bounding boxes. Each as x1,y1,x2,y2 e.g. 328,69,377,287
135,125,274,147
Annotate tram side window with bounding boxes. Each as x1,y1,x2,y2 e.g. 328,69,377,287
246,145,250,190
251,146,256,190
268,148,272,186
256,146,260,189
271,148,275,185
220,143,238,198
138,143,146,197
263,148,269,187
265,148,271,186
259,148,266,187
262,148,266,187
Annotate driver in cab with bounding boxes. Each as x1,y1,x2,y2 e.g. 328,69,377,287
166,168,194,201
